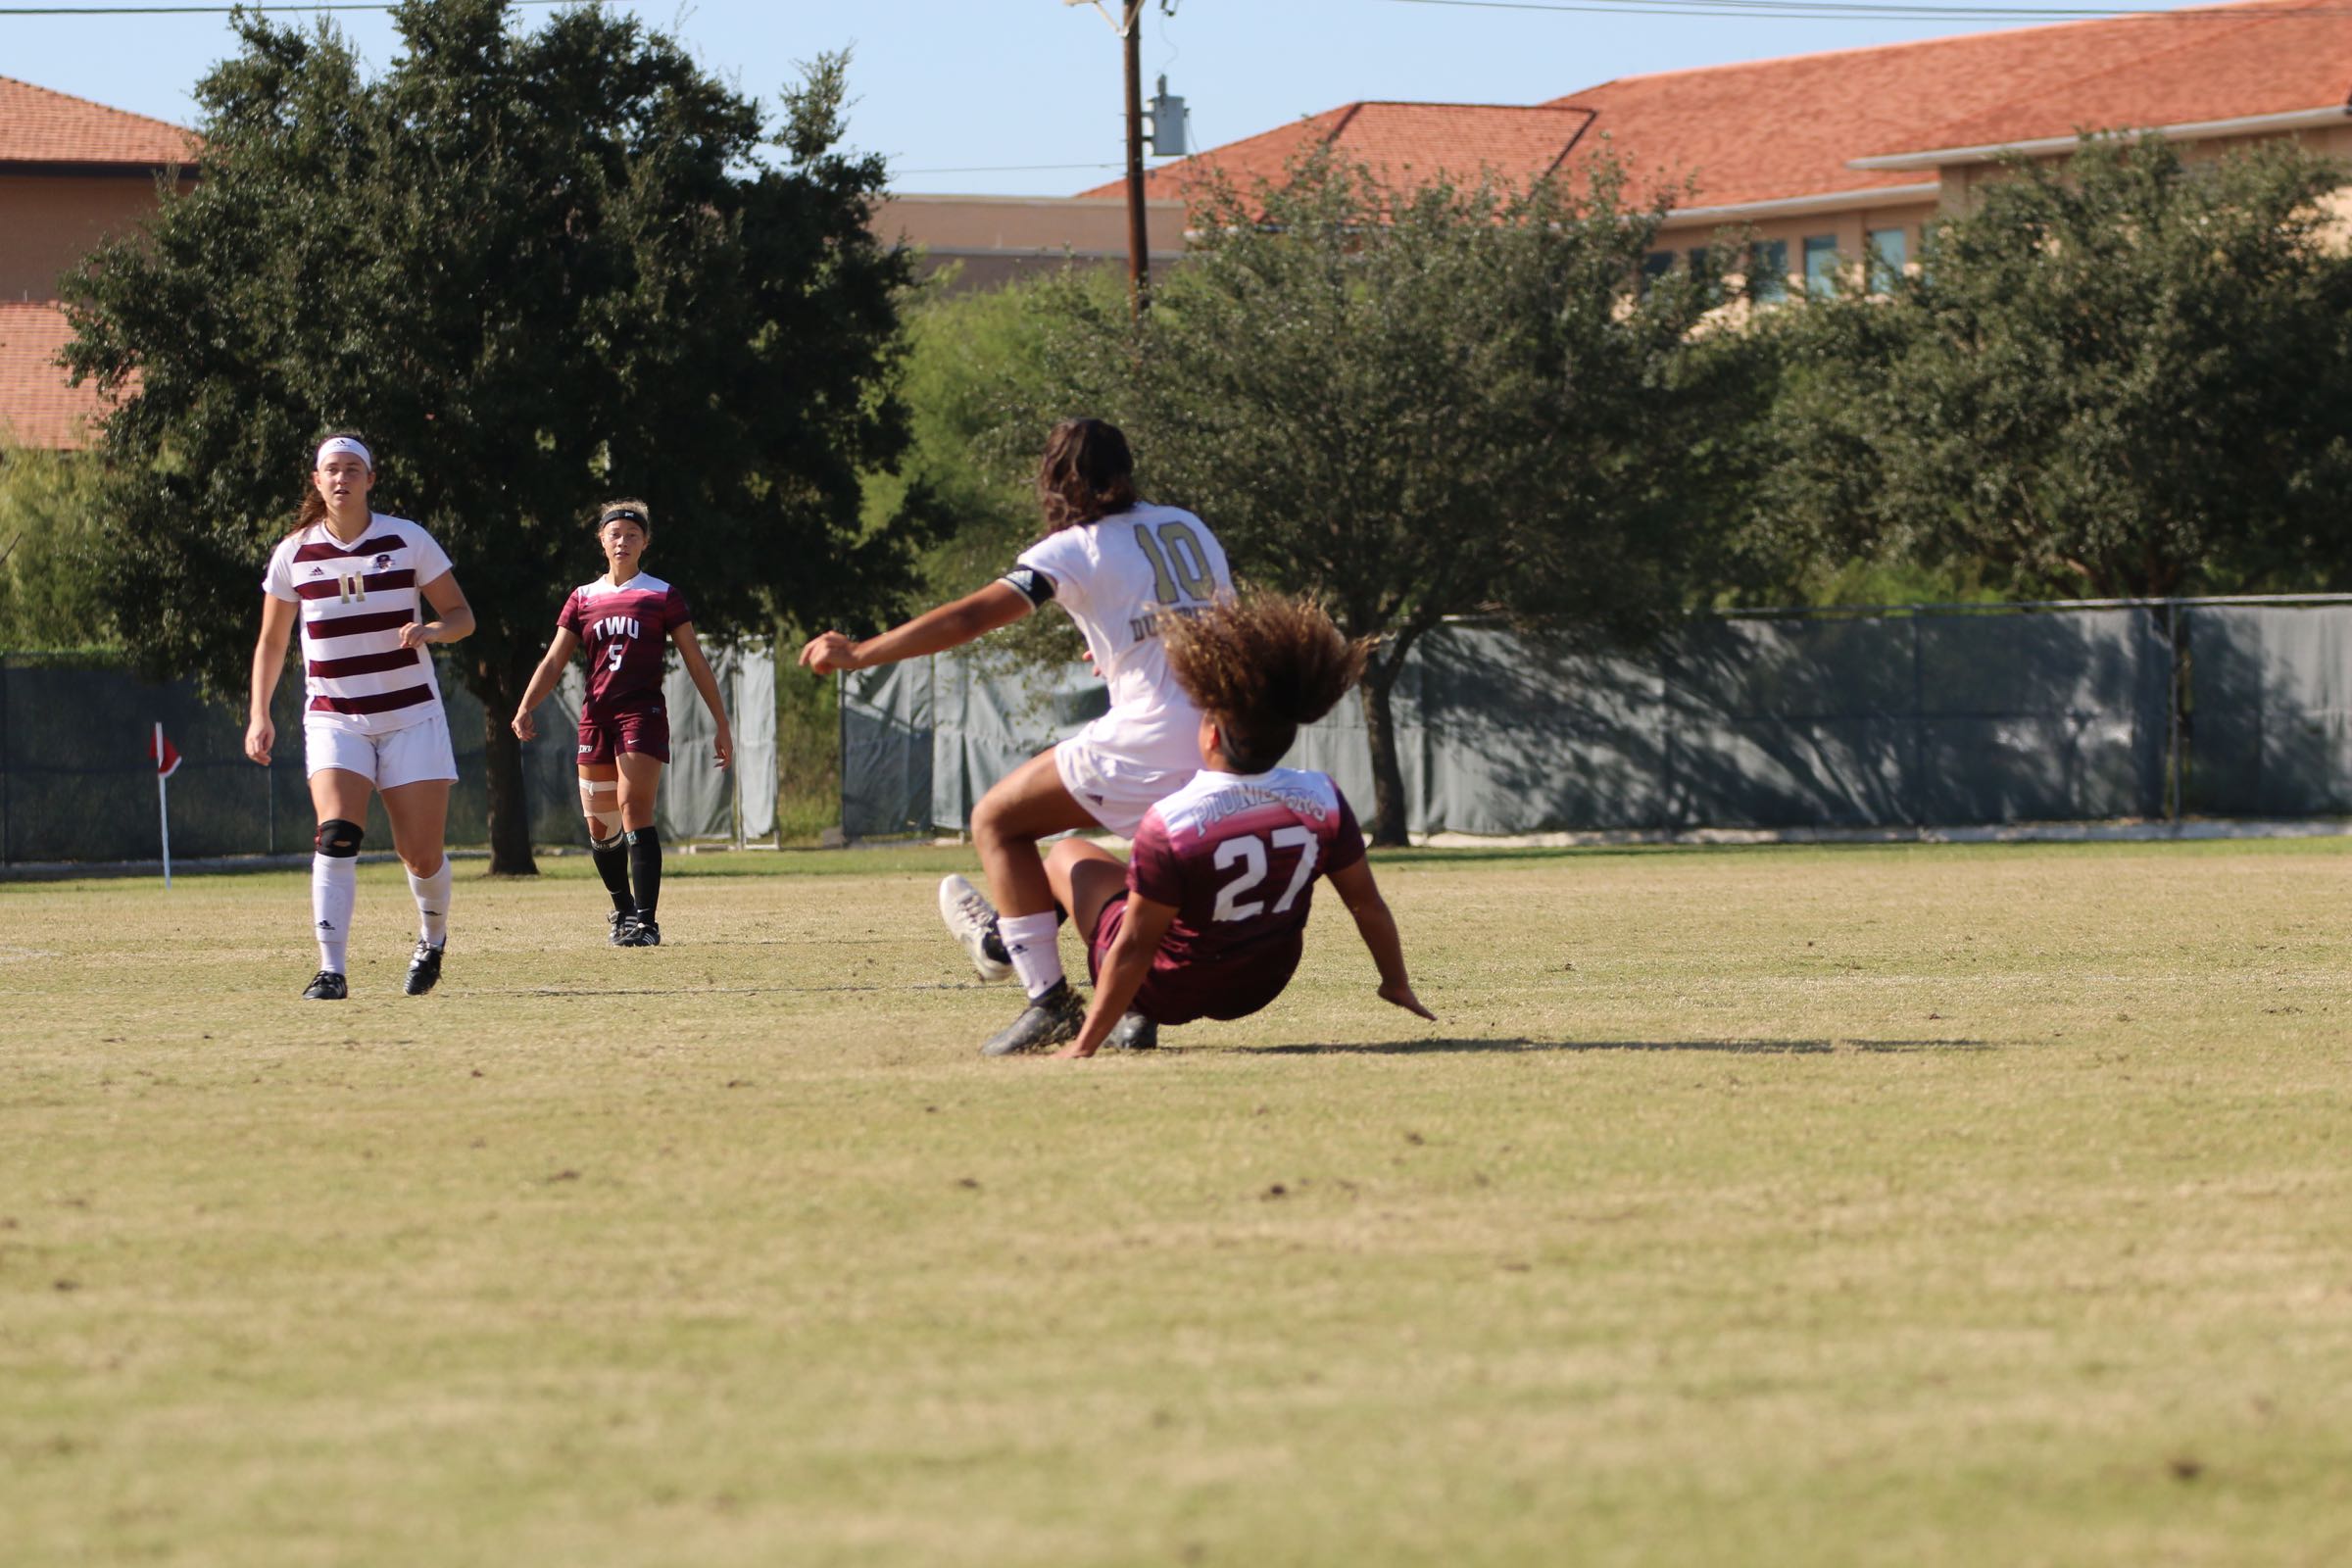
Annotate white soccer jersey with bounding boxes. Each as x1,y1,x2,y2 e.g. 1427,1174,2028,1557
1013,502,1234,761
262,514,454,736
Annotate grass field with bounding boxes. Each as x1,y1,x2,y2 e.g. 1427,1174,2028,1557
5,839,2350,1567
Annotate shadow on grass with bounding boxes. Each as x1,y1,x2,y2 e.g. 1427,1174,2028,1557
1239,1036,1994,1055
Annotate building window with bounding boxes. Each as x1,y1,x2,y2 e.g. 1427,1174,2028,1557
1866,226,1907,293
1642,250,1675,289
1747,240,1788,305
1802,234,1838,297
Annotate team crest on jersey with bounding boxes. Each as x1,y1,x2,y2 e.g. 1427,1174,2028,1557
372,554,394,571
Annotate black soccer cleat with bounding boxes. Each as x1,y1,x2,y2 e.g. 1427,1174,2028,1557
404,941,444,996
623,918,662,948
980,980,1087,1057
1105,1011,1158,1051
302,970,348,1001
608,910,639,947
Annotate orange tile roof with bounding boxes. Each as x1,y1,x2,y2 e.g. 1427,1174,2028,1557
1077,102,1596,203
0,304,110,451
1088,0,2352,215
0,74,194,167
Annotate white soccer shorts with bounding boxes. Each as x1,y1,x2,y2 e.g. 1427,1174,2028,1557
304,711,460,790
1054,732,1200,839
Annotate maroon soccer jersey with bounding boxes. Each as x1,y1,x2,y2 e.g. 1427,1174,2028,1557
1110,766,1368,1025
558,572,690,713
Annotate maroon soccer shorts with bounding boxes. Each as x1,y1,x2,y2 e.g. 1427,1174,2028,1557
574,703,670,764
1088,893,1303,1026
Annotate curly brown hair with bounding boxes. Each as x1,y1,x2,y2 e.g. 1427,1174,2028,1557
1035,416,1138,533
1161,594,1372,773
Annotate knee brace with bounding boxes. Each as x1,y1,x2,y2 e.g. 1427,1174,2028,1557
315,818,365,858
580,778,622,843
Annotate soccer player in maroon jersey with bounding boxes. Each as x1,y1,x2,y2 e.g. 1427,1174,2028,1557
1032,594,1435,1058
248,434,476,1000
511,500,732,946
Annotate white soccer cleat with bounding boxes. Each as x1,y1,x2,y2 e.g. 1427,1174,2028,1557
939,873,1013,983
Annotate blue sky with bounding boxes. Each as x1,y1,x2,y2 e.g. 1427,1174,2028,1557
8,0,2228,195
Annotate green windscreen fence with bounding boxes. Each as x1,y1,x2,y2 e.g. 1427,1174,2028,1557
841,602,2352,839
0,646,776,864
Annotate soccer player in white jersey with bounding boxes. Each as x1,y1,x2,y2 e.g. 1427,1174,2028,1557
246,435,475,1000
798,417,1234,1054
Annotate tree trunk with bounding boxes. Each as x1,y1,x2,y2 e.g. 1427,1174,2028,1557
1358,659,1412,849
474,652,538,876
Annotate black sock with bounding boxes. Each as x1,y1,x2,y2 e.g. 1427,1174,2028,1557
591,835,634,914
625,825,662,922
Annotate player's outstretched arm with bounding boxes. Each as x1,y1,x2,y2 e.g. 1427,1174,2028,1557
1056,894,1179,1059
669,622,733,769
246,594,298,765
1327,858,1437,1022
798,581,1034,676
509,627,581,742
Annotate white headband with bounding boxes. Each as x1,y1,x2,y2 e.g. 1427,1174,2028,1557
316,437,372,469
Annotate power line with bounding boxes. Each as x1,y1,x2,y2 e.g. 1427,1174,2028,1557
0,2,564,13
894,162,1125,174
1381,0,2352,21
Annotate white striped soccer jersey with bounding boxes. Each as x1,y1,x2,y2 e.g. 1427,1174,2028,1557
262,514,455,735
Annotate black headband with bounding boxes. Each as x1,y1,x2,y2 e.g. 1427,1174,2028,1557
599,507,647,527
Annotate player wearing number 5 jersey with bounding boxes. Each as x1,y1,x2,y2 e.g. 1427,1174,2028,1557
512,500,733,948
798,417,1235,1054
1042,594,1435,1057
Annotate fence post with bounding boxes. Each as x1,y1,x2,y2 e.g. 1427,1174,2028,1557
2166,600,2184,826
1,656,10,865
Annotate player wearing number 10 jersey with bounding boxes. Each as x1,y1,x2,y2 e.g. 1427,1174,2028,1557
798,417,1237,1055
1044,594,1436,1057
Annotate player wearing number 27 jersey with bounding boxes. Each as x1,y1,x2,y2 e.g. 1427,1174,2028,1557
1110,767,1366,1024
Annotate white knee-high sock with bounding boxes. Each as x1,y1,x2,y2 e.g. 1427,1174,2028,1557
407,857,452,948
999,910,1064,999
312,854,356,974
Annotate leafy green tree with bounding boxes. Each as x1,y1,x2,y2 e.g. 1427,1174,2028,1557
1008,151,1760,842
62,0,923,871
1766,136,2352,600
0,447,115,649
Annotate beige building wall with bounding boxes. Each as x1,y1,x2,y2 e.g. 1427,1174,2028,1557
0,172,174,302
873,193,1187,295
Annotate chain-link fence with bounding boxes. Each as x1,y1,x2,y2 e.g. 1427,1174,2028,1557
0,646,777,864
841,598,2352,838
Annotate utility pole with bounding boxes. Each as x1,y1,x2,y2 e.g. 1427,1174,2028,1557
1120,0,1150,317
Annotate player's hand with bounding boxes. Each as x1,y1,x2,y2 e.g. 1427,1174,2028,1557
1378,981,1436,1021
797,631,861,675
712,728,733,769
244,716,273,766
398,621,435,650
1052,1040,1099,1059
511,708,537,742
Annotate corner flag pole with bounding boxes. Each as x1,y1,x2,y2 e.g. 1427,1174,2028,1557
152,720,178,888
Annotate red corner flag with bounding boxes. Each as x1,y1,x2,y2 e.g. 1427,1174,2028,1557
151,725,182,779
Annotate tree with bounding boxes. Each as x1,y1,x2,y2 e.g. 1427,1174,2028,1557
0,447,115,650
1767,135,2352,601
62,0,925,871
1009,151,1759,843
